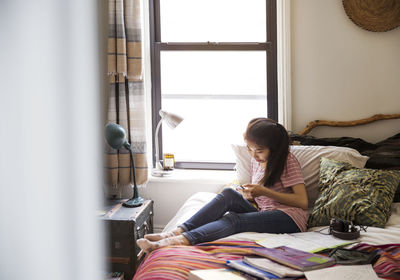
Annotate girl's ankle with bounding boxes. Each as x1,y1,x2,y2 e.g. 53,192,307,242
172,227,184,235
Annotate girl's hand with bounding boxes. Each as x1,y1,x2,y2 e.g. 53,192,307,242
243,183,309,210
241,189,254,201
236,185,254,201
242,184,268,199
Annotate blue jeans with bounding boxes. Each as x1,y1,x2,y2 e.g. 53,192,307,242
180,188,300,245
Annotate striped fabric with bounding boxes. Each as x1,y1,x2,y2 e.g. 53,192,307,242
105,0,148,197
133,240,400,280
351,243,400,279
107,0,142,80
133,240,263,280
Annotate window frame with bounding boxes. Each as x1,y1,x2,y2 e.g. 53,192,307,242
149,0,277,170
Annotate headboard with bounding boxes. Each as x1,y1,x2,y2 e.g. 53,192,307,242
290,113,400,170
298,113,400,136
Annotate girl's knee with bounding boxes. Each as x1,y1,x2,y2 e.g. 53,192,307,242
223,212,240,225
220,187,239,199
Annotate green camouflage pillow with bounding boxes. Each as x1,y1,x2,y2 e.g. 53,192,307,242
308,157,400,228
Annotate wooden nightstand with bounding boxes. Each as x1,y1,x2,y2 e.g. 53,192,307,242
101,199,153,280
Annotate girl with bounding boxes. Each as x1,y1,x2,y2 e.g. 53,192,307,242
137,118,308,253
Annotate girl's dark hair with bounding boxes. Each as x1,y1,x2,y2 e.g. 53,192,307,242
244,118,291,187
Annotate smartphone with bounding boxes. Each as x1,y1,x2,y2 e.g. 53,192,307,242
233,183,244,190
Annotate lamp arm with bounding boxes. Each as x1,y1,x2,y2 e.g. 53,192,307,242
154,118,164,170
126,145,138,199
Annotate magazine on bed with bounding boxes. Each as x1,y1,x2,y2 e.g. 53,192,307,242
251,246,335,272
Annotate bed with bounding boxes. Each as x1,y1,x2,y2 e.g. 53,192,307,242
134,114,400,280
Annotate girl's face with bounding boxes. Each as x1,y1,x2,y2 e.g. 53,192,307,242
245,140,270,164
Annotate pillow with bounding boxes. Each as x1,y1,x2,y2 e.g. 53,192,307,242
308,157,400,228
231,144,252,185
362,132,400,202
231,144,369,209
394,185,400,203
381,166,400,203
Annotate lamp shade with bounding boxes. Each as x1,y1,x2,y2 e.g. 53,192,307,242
159,110,184,129
152,110,184,176
105,123,128,149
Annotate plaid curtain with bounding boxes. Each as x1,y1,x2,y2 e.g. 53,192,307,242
105,0,148,197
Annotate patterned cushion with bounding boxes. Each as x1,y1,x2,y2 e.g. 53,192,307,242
308,157,400,228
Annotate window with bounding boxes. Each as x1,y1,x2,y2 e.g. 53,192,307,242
150,0,277,169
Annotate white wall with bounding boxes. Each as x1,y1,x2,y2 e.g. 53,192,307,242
291,0,400,143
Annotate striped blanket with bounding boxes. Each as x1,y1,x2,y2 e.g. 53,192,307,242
351,243,400,279
133,241,400,280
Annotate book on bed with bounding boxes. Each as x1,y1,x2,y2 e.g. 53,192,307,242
226,259,280,280
243,257,304,278
188,268,256,280
251,246,335,272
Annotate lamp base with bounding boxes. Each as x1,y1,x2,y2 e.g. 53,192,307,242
151,168,173,177
123,197,145,208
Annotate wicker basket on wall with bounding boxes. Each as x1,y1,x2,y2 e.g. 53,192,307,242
343,0,400,32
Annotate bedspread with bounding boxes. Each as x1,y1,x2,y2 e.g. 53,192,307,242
133,240,262,280
133,240,400,280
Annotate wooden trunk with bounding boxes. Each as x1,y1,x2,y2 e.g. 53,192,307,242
102,199,154,280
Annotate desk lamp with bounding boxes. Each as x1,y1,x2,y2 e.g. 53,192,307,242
105,123,144,207
152,110,184,177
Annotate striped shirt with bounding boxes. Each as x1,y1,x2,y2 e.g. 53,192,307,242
251,152,308,232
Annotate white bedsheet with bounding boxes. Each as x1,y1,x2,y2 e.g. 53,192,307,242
163,192,400,245
163,192,217,233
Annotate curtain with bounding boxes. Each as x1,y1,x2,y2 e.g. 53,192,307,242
105,0,148,197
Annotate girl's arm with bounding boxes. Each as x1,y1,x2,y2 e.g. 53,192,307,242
243,183,308,209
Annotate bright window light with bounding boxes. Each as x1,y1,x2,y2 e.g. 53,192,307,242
161,51,267,163
160,0,266,42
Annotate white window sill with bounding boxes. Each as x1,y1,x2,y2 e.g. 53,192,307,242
148,168,236,185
